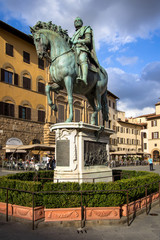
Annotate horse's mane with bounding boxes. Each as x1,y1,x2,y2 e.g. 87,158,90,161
31,21,70,44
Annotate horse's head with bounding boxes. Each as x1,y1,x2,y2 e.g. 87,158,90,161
30,21,71,60
31,30,50,59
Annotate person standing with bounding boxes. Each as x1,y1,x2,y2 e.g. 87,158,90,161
148,155,153,171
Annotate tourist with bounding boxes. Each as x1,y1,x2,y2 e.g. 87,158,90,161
148,155,153,171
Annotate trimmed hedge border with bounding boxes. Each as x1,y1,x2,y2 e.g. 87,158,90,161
0,170,159,208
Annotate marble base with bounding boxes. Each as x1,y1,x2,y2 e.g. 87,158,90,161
50,122,114,183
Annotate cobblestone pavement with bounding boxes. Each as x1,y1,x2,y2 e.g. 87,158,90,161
112,164,160,175
0,165,160,240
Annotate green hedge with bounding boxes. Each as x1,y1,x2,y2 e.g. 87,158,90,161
0,176,43,207
7,170,54,183
0,171,159,208
121,170,149,179
43,172,160,208
43,182,81,208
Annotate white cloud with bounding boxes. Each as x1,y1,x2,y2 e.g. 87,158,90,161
116,56,138,66
1,0,160,50
118,101,155,118
107,62,160,117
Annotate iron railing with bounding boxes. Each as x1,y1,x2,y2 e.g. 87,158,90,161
0,180,160,230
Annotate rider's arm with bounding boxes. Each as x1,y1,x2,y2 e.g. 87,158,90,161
77,32,91,46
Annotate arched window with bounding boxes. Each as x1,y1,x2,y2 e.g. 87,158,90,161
21,71,32,90
0,101,14,117
153,150,159,162
38,80,45,94
73,100,83,122
38,109,45,122
1,65,18,86
37,105,45,123
19,101,32,120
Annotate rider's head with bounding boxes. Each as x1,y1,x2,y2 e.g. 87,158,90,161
74,17,83,29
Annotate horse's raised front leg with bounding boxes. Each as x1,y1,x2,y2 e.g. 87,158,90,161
64,76,73,122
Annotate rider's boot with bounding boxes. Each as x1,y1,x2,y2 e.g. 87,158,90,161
77,62,88,86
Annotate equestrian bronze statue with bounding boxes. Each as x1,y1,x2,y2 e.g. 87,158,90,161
30,19,108,125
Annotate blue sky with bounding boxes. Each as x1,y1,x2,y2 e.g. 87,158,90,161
0,0,160,117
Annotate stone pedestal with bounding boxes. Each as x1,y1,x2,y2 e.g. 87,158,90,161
50,122,114,183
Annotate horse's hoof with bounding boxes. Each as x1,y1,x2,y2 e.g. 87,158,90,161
65,119,72,123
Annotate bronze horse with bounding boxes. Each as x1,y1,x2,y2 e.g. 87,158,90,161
31,21,108,125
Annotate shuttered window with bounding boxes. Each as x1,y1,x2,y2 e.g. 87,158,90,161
23,77,31,90
1,69,13,84
38,58,44,70
23,51,30,64
14,73,19,86
19,106,31,120
38,82,45,94
6,43,13,57
75,109,81,122
0,102,14,117
38,110,45,122
1,69,18,86
58,104,65,122
152,132,159,139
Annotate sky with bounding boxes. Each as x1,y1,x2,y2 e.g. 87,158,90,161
0,0,160,118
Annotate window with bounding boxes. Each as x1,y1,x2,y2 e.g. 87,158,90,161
23,76,31,90
19,106,31,120
152,132,159,139
113,125,116,131
121,127,123,133
88,112,92,124
120,138,123,144
58,104,65,122
144,143,147,150
23,51,30,64
0,102,14,117
151,120,157,127
38,82,45,94
38,58,44,70
109,100,111,107
38,110,45,122
6,43,13,57
4,70,13,84
113,102,115,109
75,109,81,122
143,132,147,138
1,69,18,86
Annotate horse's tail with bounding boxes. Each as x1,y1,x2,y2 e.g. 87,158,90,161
101,90,109,122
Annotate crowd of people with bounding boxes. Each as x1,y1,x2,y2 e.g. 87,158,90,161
1,154,56,171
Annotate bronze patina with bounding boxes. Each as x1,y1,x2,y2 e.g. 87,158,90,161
30,19,108,125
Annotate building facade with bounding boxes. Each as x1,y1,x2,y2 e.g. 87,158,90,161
129,102,160,163
0,21,120,162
